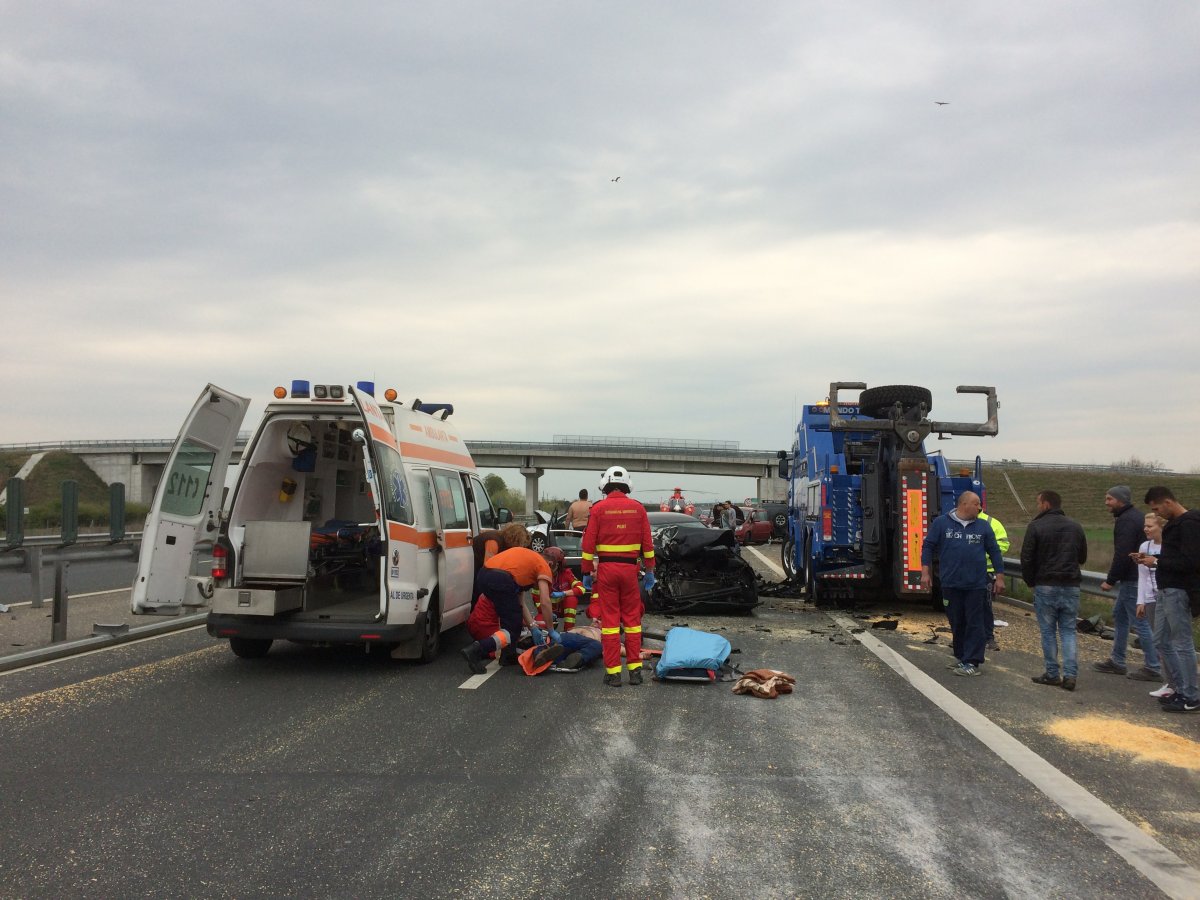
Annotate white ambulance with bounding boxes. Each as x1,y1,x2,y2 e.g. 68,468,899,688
131,380,508,660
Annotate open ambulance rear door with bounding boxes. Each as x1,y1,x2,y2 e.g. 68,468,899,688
349,386,417,626
132,385,249,614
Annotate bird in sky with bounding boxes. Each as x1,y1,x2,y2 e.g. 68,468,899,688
934,101,950,105
612,176,621,182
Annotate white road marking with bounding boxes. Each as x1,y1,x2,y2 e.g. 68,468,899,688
458,658,501,690
831,612,1200,900
4,587,130,609
747,544,785,579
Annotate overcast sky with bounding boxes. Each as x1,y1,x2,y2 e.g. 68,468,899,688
3,2,1198,501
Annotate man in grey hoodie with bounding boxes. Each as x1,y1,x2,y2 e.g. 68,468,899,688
1094,485,1161,680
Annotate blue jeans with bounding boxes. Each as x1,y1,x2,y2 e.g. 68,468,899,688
559,631,602,666
1035,585,1080,678
1157,588,1198,702
1110,580,1160,671
944,586,988,666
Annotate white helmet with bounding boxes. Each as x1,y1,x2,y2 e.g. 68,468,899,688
599,465,632,493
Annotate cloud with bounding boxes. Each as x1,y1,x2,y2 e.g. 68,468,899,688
1,1,1198,476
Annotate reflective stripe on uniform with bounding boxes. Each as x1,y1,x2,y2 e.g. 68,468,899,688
596,543,643,553
581,551,595,561
627,661,642,671
606,664,622,675
601,627,621,635
624,625,642,634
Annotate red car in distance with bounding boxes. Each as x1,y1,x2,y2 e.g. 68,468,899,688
733,507,774,545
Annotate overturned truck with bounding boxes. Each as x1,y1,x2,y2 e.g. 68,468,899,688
778,382,999,608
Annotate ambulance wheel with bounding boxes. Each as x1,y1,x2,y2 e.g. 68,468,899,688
229,637,272,659
858,385,932,419
417,602,441,664
529,532,548,554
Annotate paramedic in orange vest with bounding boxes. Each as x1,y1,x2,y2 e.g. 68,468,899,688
461,546,557,675
581,465,655,687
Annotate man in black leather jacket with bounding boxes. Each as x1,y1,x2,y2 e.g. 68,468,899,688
1022,490,1088,690
1096,485,1162,680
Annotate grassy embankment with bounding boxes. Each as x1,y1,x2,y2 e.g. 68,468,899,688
0,450,148,535
979,465,1200,645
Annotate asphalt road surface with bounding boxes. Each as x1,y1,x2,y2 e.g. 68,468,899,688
1,548,1197,899
0,558,137,605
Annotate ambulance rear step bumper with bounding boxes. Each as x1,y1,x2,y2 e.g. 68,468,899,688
206,613,420,645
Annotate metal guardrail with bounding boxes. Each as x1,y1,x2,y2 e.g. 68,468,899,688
0,612,207,674
949,459,1176,475
0,533,142,570
1002,556,1107,598
553,434,741,451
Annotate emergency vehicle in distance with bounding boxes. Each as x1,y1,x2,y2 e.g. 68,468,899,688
659,488,695,516
131,381,508,661
777,382,999,608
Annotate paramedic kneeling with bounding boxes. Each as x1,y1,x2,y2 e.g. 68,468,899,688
581,465,656,687
920,491,1005,678
461,547,556,675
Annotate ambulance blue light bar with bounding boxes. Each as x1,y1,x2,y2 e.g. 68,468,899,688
278,380,394,401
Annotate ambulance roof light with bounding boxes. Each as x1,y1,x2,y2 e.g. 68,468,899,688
356,381,375,397
291,380,310,399
273,386,287,399
383,388,398,402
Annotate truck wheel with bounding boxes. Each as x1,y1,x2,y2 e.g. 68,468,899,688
229,637,272,659
781,538,796,579
807,568,822,605
417,601,441,664
859,385,932,419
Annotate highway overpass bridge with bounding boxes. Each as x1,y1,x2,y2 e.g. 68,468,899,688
4,435,787,511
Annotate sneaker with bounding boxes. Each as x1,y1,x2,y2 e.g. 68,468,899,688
628,668,644,686
533,643,566,668
1126,666,1161,682
603,673,622,687
986,639,1000,651
461,644,486,675
1031,673,1062,686
1161,695,1200,713
1091,659,1126,675
1061,677,1077,692
952,663,981,677
946,660,963,669
1158,691,1180,705
1149,684,1175,698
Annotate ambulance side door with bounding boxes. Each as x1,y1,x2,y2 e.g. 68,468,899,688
132,384,249,613
429,468,474,625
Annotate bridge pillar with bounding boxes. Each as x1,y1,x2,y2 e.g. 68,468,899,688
519,466,544,517
756,470,787,503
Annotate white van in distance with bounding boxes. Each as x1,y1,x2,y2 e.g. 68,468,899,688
131,380,508,661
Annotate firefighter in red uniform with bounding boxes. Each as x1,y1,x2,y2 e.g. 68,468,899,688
581,465,656,687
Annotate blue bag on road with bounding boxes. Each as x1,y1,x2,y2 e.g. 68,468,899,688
655,626,731,682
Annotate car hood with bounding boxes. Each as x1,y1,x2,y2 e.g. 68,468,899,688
655,525,737,562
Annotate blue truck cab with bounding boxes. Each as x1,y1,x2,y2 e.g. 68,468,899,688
778,382,999,606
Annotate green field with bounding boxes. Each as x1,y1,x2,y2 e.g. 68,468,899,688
979,465,1200,574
